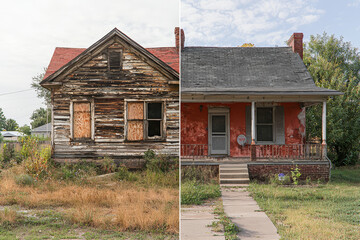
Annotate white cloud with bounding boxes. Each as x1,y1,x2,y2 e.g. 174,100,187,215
347,0,360,7
181,0,324,46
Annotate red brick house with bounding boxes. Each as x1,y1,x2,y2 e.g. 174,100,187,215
180,33,342,182
41,28,180,166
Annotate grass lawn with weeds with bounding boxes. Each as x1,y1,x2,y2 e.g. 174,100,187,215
248,166,360,240
0,164,179,239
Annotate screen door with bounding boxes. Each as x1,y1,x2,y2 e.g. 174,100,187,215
210,114,228,155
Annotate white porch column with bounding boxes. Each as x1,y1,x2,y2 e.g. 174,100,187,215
251,101,256,145
322,101,327,158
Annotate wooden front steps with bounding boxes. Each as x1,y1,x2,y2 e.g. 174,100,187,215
220,164,249,186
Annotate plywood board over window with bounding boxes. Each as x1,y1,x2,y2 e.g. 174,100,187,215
127,102,144,140
73,102,91,139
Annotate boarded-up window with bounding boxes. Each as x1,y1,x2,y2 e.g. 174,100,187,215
127,102,144,140
73,102,91,139
109,51,122,70
126,102,163,141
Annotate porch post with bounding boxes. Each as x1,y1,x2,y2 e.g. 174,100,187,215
322,101,327,159
250,101,256,161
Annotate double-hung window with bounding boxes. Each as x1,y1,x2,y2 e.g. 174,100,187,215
126,101,164,141
256,107,274,142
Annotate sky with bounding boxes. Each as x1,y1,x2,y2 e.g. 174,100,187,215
181,0,360,48
0,0,179,127
1,0,359,127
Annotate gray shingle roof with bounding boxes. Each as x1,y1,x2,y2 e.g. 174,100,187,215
181,47,342,95
31,123,51,133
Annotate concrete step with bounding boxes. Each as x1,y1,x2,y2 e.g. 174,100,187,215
221,184,249,188
220,168,249,173
220,164,248,168
220,173,249,179
220,178,250,184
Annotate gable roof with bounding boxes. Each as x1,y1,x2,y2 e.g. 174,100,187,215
181,47,342,96
31,123,51,133
41,28,179,86
0,131,24,137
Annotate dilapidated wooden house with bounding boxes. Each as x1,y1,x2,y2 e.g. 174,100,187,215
41,28,180,167
181,32,342,183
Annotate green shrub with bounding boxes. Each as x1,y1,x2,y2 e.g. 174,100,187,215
144,150,178,173
19,136,39,163
15,174,34,186
269,173,291,186
24,146,51,179
291,165,302,185
2,143,15,164
181,165,218,183
100,156,116,174
181,180,221,205
113,166,138,182
56,161,97,180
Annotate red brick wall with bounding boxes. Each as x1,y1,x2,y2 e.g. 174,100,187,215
248,163,330,182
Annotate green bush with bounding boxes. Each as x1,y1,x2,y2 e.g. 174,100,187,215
113,166,138,182
100,156,117,174
269,174,292,186
181,165,218,183
2,143,15,164
56,161,97,180
181,180,221,205
15,174,34,186
144,149,178,173
24,146,51,179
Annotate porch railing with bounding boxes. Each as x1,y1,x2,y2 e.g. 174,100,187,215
181,144,208,159
181,143,323,160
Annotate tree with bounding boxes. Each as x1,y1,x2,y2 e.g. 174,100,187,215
31,68,51,106
0,108,5,131
19,124,31,136
4,118,19,131
30,108,51,129
304,33,360,166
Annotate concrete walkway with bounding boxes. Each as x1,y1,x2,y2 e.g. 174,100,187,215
222,187,280,240
181,203,225,240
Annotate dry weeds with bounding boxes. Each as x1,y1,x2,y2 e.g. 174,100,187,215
0,168,179,233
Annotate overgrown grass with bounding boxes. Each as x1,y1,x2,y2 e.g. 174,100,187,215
181,180,221,205
181,165,220,205
248,166,360,240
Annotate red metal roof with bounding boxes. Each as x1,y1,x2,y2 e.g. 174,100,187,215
43,46,179,80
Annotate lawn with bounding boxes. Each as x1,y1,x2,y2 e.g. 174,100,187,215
248,166,360,240
0,139,179,239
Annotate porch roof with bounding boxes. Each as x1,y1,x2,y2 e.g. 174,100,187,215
181,47,342,96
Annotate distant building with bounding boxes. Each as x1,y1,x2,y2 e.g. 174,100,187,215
31,123,51,138
0,131,25,141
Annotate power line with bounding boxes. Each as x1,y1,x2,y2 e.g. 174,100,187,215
0,89,33,97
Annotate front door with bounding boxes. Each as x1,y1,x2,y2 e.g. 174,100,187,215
209,113,228,155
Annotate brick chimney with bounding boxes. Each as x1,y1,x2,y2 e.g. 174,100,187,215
287,33,303,59
175,27,185,50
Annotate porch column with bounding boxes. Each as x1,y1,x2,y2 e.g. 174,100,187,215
250,101,256,161
322,101,327,159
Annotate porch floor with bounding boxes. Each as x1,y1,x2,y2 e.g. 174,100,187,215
181,157,328,165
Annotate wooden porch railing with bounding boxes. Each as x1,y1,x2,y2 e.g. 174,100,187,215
181,143,323,160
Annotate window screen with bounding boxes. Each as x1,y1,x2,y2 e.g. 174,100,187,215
73,102,91,139
256,107,273,142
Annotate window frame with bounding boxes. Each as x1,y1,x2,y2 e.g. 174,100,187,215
255,107,275,143
70,99,95,142
125,100,166,141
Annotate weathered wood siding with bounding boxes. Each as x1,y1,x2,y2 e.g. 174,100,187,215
52,39,179,165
